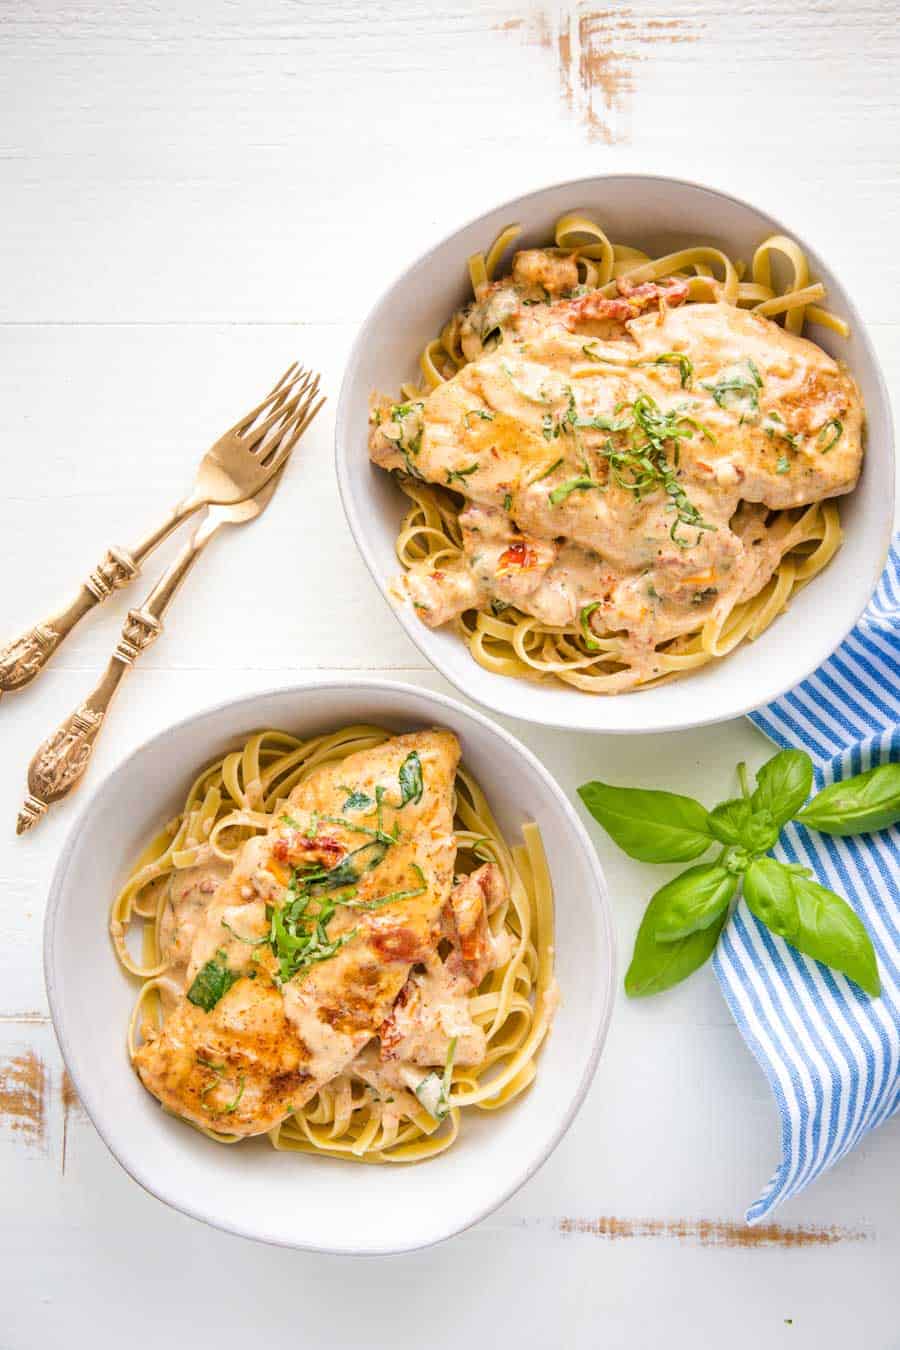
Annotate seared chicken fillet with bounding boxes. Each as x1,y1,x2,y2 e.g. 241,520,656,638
369,252,863,682
135,730,462,1137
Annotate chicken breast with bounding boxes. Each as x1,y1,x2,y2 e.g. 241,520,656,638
370,252,864,675
134,730,461,1137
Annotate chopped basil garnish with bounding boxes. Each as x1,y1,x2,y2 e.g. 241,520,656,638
701,360,763,414
308,839,390,892
818,418,843,452
530,457,563,483
187,955,239,1011
220,918,268,946
344,875,427,912
600,394,715,546
414,1072,443,1118
267,896,358,984
414,1035,458,1121
575,413,631,433
580,601,602,651
646,352,694,388
398,751,424,807
446,462,480,485
548,475,601,506
223,1075,246,1114
386,401,424,457
762,410,800,447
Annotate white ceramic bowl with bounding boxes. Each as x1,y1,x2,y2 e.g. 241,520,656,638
336,175,895,733
44,680,614,1254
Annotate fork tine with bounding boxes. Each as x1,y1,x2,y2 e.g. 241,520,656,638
287,394,327,448
253,383,324,468
242,369,320,451
259,389,326,466
252,374,321,459
243,385,307,453
226,363,306,438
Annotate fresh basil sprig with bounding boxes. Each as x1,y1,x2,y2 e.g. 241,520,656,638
579,749,888,999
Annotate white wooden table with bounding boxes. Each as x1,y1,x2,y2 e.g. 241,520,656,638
2,2,899,1344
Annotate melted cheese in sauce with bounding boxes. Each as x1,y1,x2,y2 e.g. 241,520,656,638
370,258,864,679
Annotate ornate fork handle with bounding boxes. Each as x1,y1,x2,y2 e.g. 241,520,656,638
17,518,217,834
0,546,140,694
0,499,202,699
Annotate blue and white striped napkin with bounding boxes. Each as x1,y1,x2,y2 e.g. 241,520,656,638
714,532,900,1223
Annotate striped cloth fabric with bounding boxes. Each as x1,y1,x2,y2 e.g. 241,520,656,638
713,532,900,1224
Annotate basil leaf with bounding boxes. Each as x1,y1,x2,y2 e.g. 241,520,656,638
751,749,813,826
578,782,713,863
796,763,900,837
187,958,239,1012
789,875,881,996
342,789,374,812
625,876,728,996
548,475,600,506
709,798,779,853
398,751,424,807
651,863,738,942
708,798,754,846
743,857,799,940
308,839,388,892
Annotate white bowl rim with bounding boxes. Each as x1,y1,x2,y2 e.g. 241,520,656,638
335,171,895,734
43,676,616,1255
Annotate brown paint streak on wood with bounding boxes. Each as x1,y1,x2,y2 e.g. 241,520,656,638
558,1215,867,1247
557,16,573,109
0,1050,47,1148
496,5,700,143
532,8,552,49
60,1069,85,1176
578,10,633,143
61,1069,80,1114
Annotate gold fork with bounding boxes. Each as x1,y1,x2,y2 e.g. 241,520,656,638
0,362,321,699
15,446,321,834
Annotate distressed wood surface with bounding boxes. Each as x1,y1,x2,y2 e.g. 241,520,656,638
1,1,899,1345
